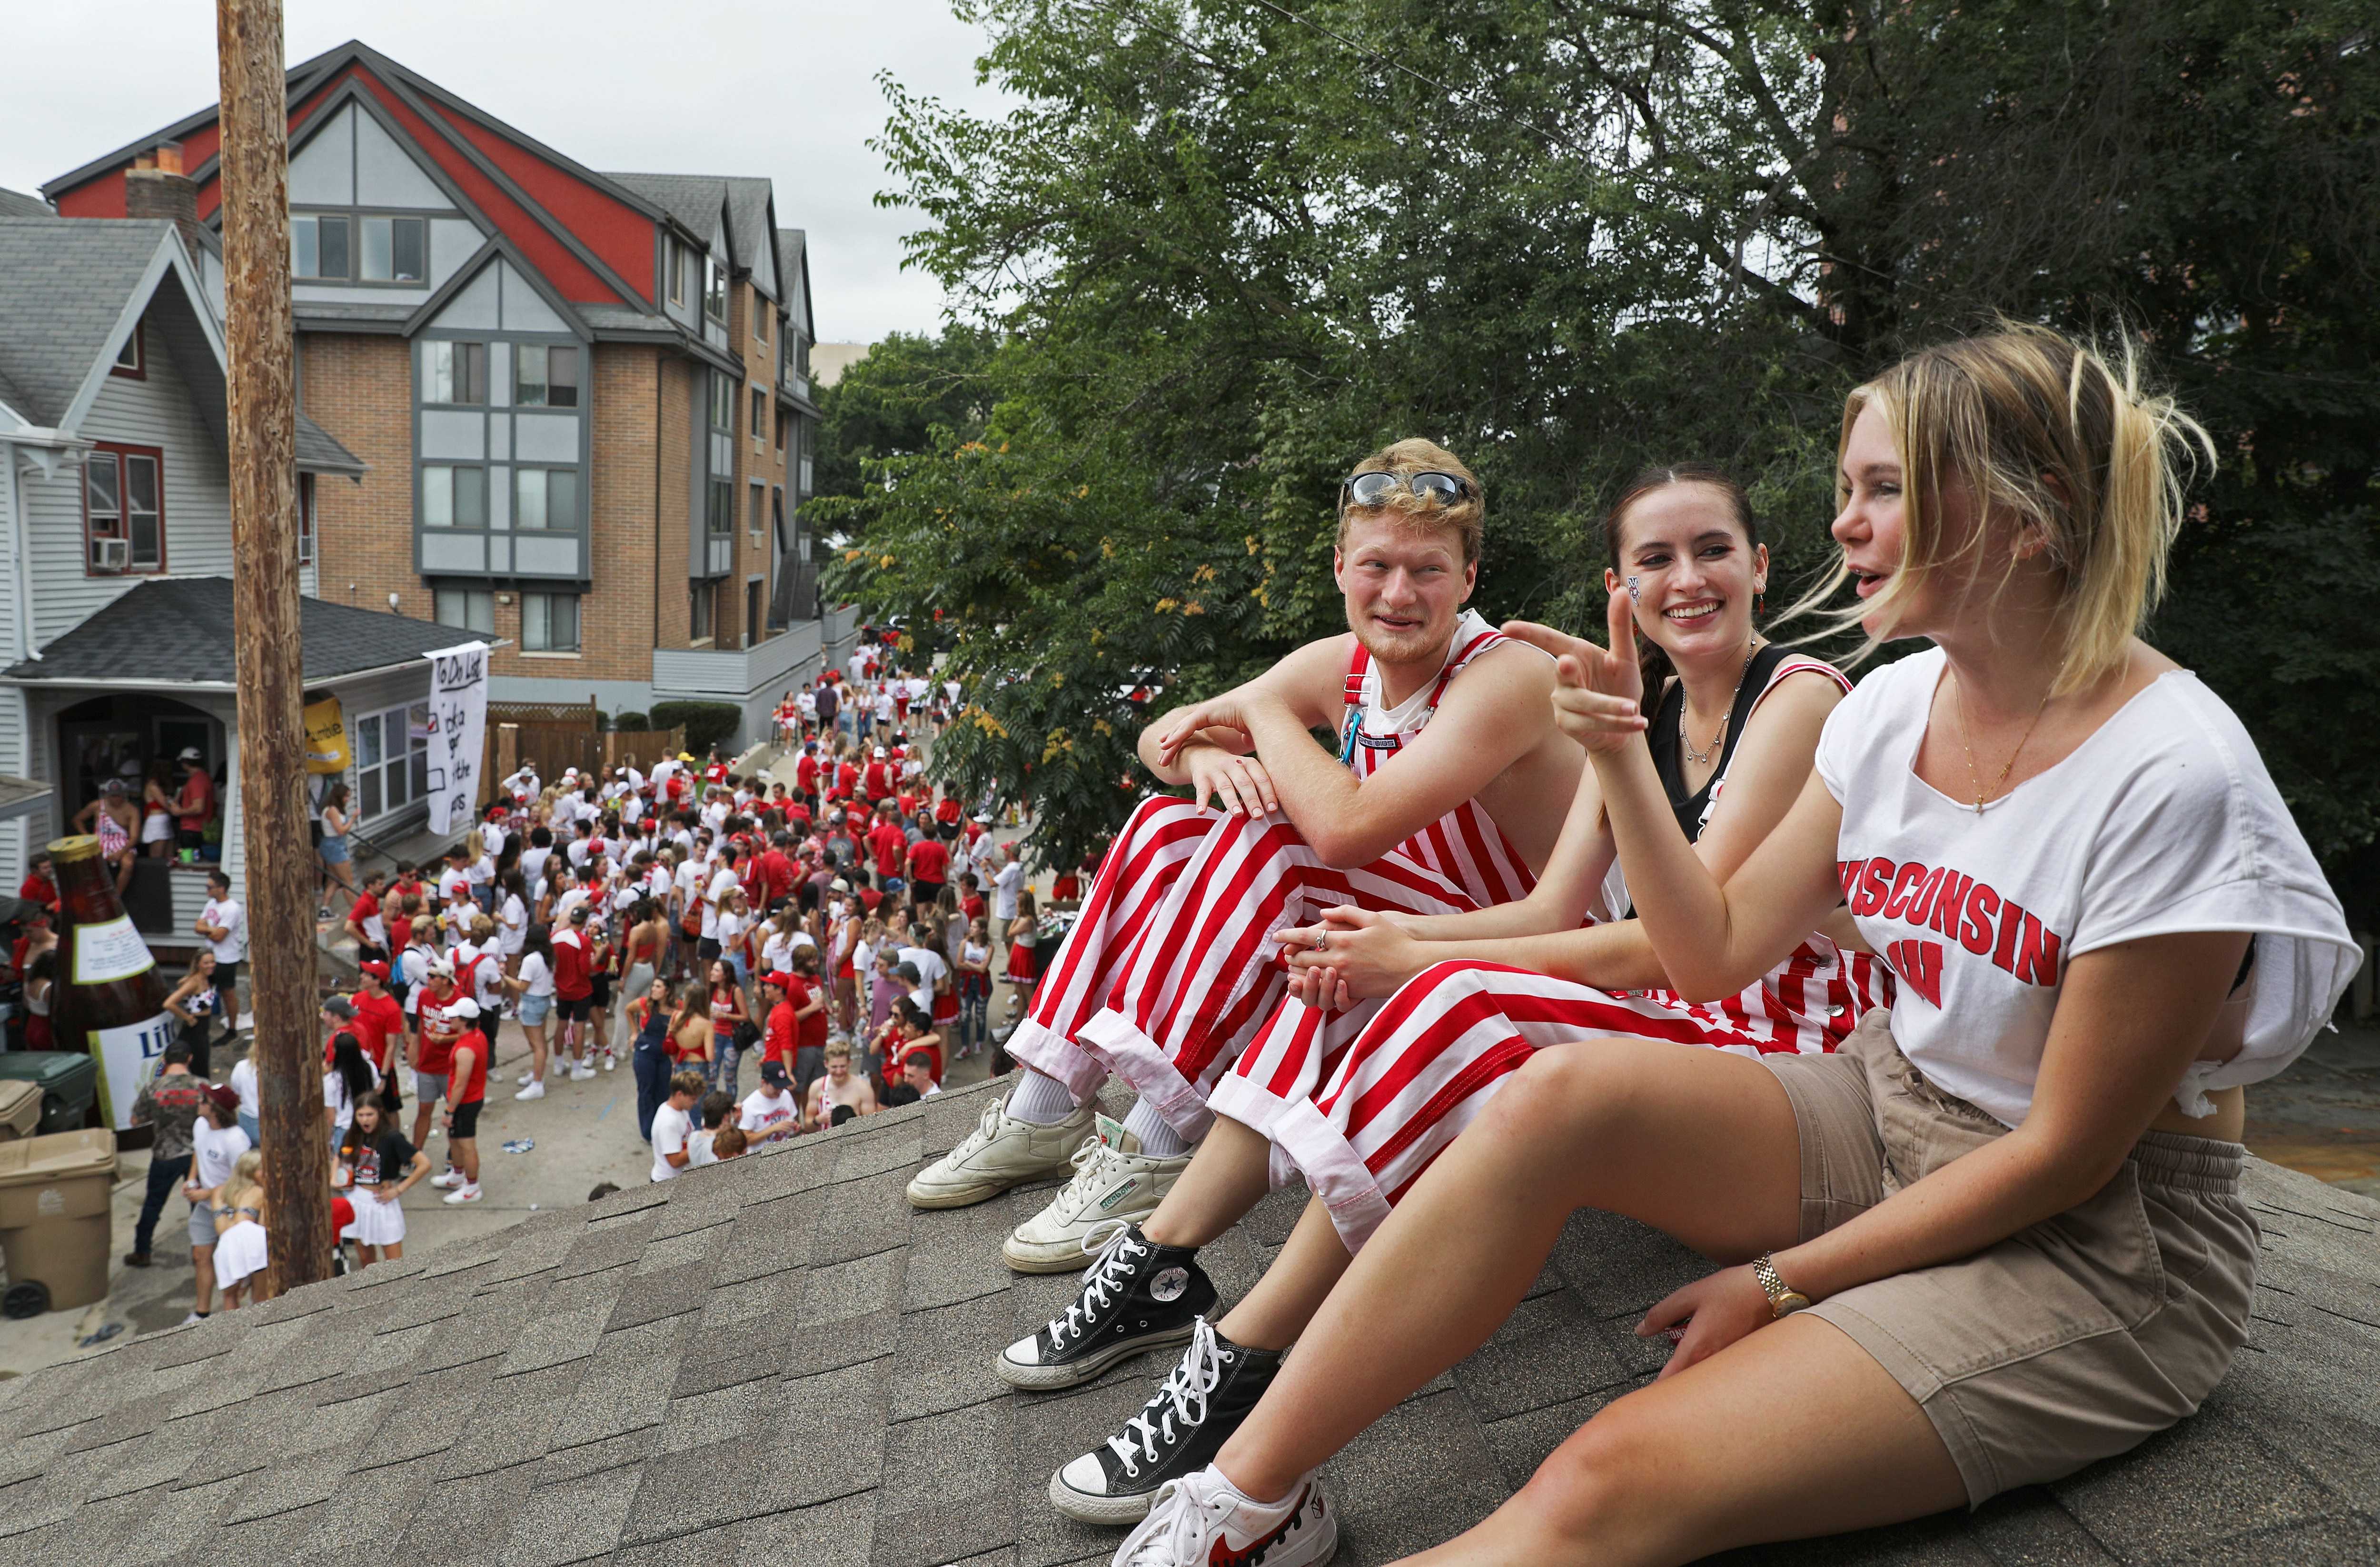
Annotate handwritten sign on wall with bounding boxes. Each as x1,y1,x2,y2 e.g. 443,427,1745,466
425,640,490,837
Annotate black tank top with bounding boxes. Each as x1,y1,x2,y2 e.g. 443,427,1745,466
1646,642,1796,844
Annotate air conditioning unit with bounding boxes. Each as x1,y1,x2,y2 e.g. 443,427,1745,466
91,537,131,572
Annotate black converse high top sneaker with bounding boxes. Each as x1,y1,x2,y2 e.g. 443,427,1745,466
1049,1317,1286,1524
996,1223,1216,1391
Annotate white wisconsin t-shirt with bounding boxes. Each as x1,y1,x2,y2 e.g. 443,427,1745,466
1824,648,2356,1124
740,1087,799,1136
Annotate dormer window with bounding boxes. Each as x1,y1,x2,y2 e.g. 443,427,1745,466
112,322,144,379
293,211,425,282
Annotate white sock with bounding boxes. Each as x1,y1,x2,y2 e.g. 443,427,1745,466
1005,1069,1080,1125
1121,1099,1190,1158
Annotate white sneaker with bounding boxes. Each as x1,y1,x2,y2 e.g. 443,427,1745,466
570,1061,596,1081
905,1092,1095,1211
602,1049,616,1072
516,1070,537,1087
429,1168,466,1189
1004,1115,1190,1273
1112,1466,1336,1567
514,1079,546,1101
442,1185,484,1205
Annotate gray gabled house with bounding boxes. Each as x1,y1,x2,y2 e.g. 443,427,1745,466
0,213,466,938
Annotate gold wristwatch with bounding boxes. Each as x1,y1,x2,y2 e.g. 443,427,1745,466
1752,1253,1811,1318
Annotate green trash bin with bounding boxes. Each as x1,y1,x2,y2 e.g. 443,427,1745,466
0,1053,101,1135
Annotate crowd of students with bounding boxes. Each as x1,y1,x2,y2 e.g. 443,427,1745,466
869,328,2356,1567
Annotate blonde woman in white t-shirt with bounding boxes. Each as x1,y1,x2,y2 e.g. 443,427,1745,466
1119,328,2360,1567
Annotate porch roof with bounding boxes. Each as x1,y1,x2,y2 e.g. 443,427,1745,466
0,576,476,689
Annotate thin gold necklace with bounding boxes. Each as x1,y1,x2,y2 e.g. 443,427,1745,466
1951,671,2051,815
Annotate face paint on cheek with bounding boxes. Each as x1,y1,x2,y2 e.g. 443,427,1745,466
1626,576,1642,602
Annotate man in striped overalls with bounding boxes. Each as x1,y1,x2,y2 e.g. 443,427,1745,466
908,439,1584,1268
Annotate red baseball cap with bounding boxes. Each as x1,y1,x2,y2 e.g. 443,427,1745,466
764,970,795,991
358,959,391,979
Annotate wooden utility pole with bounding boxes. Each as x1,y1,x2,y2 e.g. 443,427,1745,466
218,0,330,1287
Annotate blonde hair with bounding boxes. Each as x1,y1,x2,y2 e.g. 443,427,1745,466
1336,437,1484,567
1799,325,2211,695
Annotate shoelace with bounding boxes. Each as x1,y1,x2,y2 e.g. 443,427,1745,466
947,1099,1003,1163
1049,1219,1140,1346
1121,1475,1235,1567
1108,1317,1223,1475
1050,1137,1130,1219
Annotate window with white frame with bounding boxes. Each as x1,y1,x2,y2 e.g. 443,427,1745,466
751,386,766,453
754,289,769,343
298,472,316,565
523,591,579,652
516,344,579,408
666,240,685,307
294,213,425,282
513,468,579,531
353,702,429,819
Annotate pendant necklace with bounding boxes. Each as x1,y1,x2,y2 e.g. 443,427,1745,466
1681,639,1760,768
1952,671,2052,815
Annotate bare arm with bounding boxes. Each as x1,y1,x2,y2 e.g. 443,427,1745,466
1135,636,1345,788
1160,639,1557,870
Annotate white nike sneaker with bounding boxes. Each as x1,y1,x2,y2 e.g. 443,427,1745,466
1111,1465,1336,1567
429,1168,466,1189
569,1061,596,1081
1004,1115,1190,1274
904,1092,1096,1210
514,1079,546,1101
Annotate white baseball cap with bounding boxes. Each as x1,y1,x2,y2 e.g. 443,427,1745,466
448,997,481,1019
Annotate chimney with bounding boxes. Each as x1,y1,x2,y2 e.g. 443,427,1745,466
124,141,207,269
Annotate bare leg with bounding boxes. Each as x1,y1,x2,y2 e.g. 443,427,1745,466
1396,1316,1962,1565
1218,1039,1806,1501
1141,1116,1274,1249
190,1243,215,1314
1213,1195,1351,1351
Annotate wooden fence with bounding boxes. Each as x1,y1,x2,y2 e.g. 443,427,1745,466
476,699,684,807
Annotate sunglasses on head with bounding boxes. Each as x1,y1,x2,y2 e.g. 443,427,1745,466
1339,469,1476,512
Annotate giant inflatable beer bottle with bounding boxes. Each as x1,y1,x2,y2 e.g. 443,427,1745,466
47,835,176,1129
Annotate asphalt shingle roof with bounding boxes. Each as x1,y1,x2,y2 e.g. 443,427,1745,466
0,217,169,427
604,172,775,285
0,187,56,219
0,1073,2371,1566
0,577,473,686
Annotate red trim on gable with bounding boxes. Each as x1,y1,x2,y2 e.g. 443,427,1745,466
351,74,617,304
442,115,654,305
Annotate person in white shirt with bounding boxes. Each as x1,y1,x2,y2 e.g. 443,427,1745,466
517,830,555,904
650,1071,703,1181
194,869,246,1048
1122,328,2364,1567
502,765,541,799
990,848,1024,949
701,858,742,946
436,851,471,906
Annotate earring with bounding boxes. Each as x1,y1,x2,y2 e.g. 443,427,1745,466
1755,582,1766,617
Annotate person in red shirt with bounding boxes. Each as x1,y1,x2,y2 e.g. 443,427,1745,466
349,963,407,1091
171,750,216,853
906,834,950,907
704,753,731,788
960,875,986,926
755,836,796,912
834,756,860,801
410,962,462,1156
863,750,893,804
794,744,821,806
16,849,57,917
866,806,908,885
759,971,798,1069
934,791,962,830
344,870,389,963
433,997,489,1205
550,902,596,1073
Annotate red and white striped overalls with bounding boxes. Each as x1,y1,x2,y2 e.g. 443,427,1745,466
1206,655,1892,1251
1007,612,1542,1137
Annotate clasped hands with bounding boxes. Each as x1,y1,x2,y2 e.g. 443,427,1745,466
1275,906,1426,1011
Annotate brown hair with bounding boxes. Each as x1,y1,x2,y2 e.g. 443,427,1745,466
1336,438,1485,566
1797,325,2210,693
1601,464,1761,698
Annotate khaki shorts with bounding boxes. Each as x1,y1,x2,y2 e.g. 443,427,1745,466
1763,1011,2258,1507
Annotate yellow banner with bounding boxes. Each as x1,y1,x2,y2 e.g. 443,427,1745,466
304,696,349,775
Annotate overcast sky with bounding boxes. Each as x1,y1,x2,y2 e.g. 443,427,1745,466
0,0,1011,344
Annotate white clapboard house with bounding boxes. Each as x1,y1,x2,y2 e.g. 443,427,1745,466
0,201,480,945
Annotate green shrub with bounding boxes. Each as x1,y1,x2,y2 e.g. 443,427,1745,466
612,710,650,732
650,700,740,756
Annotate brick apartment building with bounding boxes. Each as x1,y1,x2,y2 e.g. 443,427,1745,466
43,40,845,740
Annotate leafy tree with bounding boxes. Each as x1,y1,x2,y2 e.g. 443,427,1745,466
811,326,1000,503
832,0,2380,916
